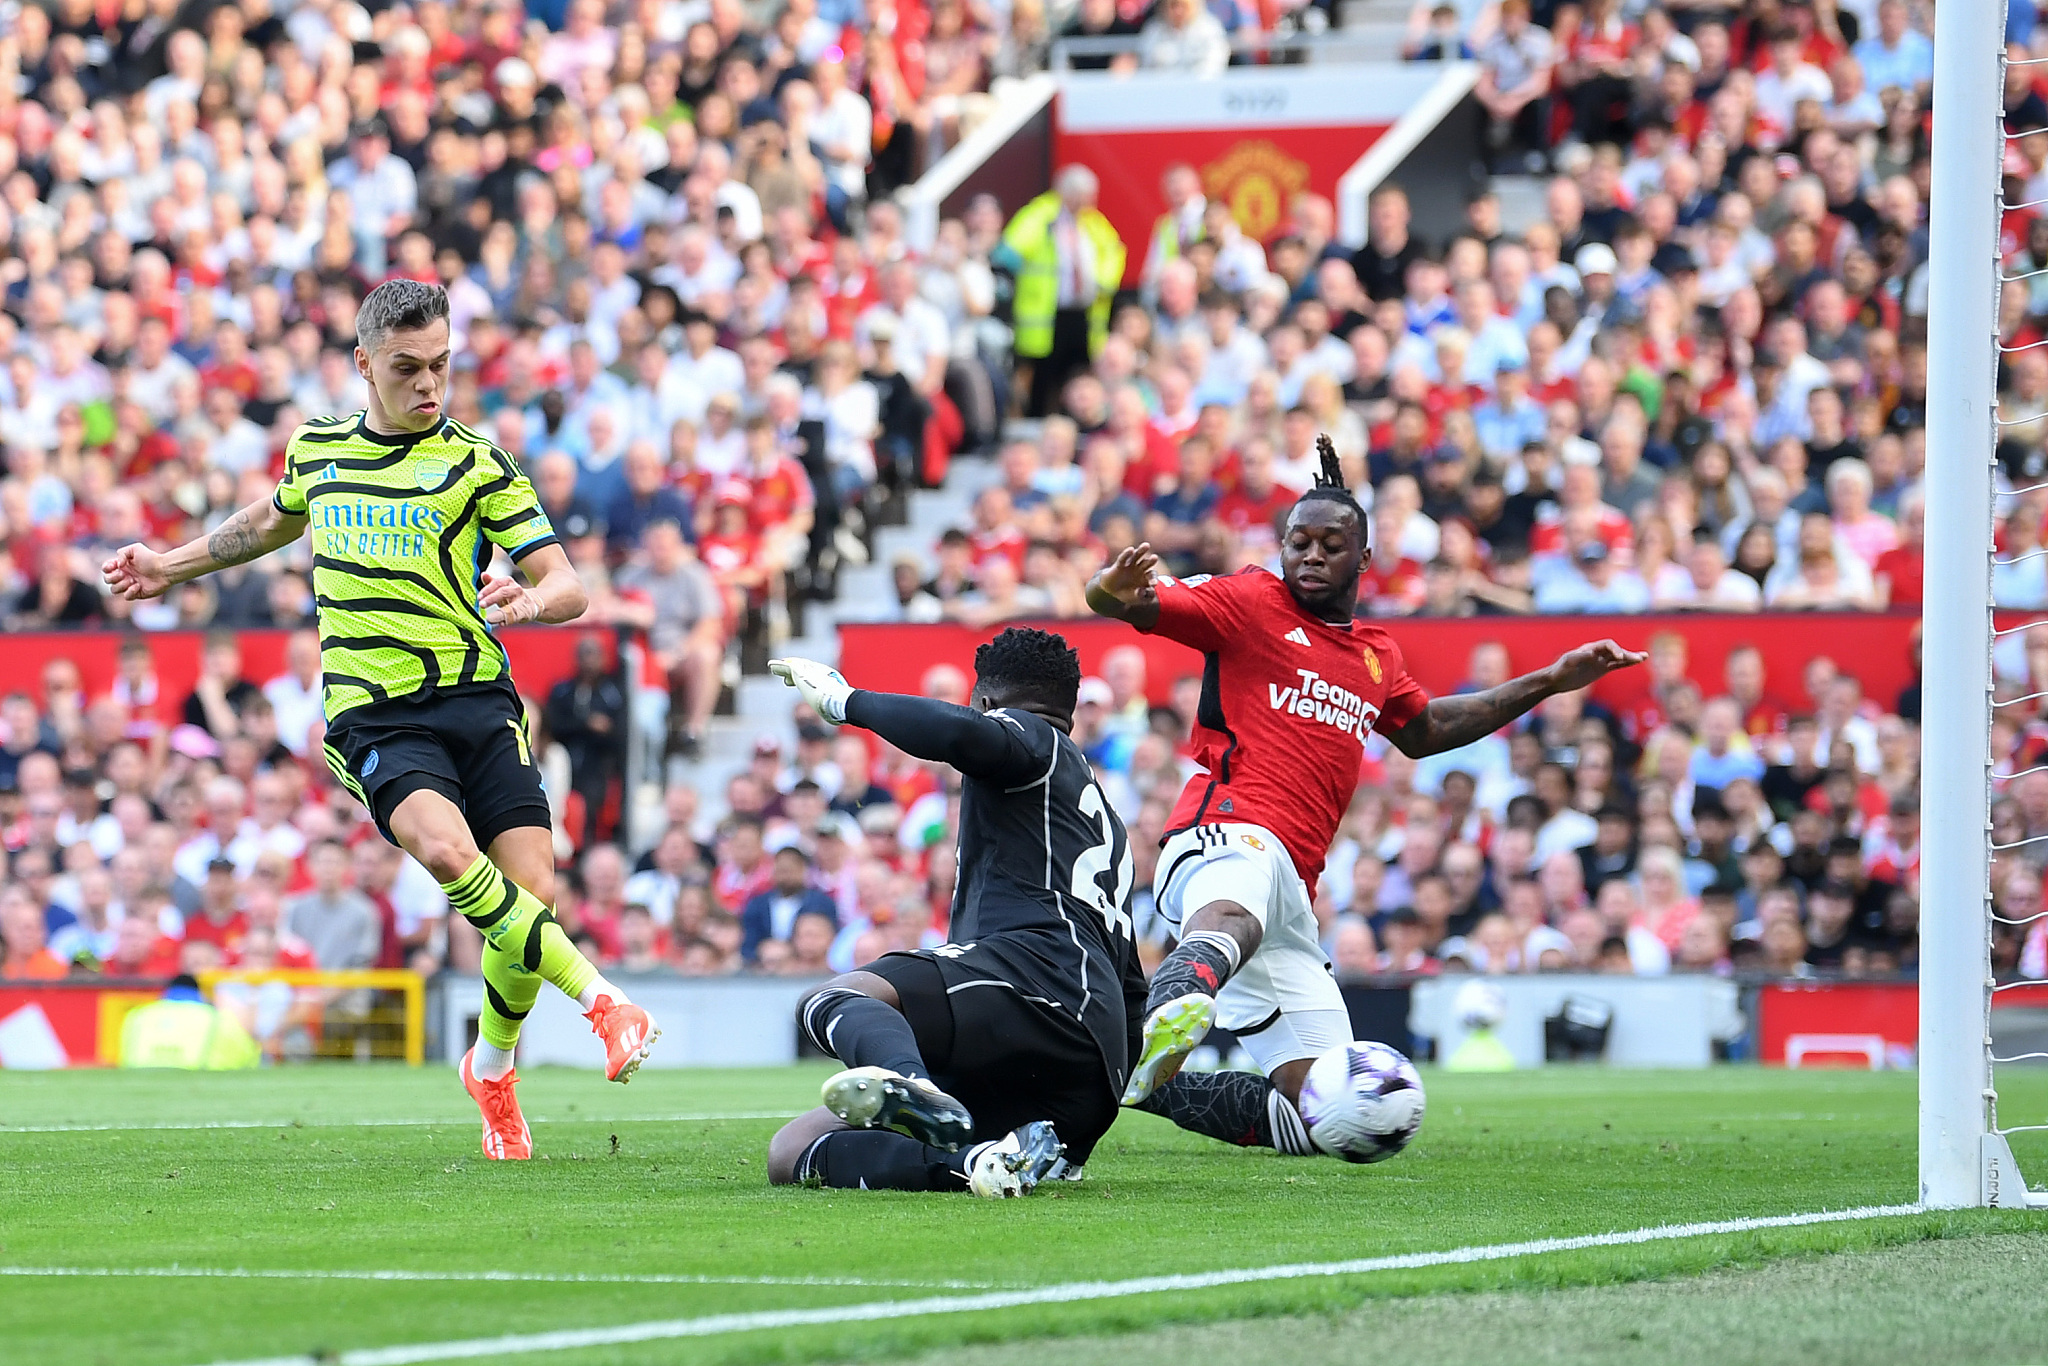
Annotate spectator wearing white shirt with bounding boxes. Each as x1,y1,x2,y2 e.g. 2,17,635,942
225,773,308,877
858,260,952,401
0,351,61,452
1658,535,1763,610
1751,27,1832,140
666,311,746,410
802,340,882,495
262,629,325,757
801,61,872,231
654,224,741,308
1200,200,1268,296
1138,0,1231,76
1822,54,1884,139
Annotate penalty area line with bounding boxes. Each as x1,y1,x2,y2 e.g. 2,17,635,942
0,1112,793,1134
197,1203,1929,1366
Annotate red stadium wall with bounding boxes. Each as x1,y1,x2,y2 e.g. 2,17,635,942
3,628,609,709
838,613,1925,714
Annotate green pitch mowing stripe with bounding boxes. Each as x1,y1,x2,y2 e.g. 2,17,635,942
0,1112,794,1134
195,1204,1926,1366
0,1267,1000,1289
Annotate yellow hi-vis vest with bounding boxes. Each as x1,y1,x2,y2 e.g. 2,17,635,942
1002,191,1127,360
119,998,262,1070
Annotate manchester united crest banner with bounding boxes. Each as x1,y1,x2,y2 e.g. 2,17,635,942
1052,65,1474,286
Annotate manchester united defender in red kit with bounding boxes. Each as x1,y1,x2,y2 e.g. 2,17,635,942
1088,439,1642,1156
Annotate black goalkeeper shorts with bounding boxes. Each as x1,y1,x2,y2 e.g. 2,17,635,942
323,682,551,850
864,947,1121,1166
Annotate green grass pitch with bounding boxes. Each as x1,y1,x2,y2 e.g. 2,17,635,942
3,1064,2046,1366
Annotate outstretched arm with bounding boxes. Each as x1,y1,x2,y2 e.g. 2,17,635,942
1383,640,1646,758
1084,541,1163,632
842,691,1038,782
770,658,1039,782
103,497,306,600
478,542,588,625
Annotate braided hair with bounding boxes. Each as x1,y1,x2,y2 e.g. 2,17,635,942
1291,434,1369,542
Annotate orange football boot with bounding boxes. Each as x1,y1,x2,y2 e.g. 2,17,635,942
461,1047,533,1160
584,996,660,1083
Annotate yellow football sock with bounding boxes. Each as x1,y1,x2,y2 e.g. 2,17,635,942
441,854,600,1033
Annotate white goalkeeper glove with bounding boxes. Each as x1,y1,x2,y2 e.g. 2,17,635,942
769,657,853,725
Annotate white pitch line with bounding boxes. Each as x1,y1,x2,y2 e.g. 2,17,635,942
0,1112,792,1134
198,1203,1929,1366
0,1267,996,1290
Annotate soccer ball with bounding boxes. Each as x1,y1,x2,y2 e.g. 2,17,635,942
1296,1040,1426,1164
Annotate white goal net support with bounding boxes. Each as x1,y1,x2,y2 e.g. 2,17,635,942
1924,0,2048,1209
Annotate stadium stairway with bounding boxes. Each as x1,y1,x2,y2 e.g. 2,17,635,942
638,449,1005,838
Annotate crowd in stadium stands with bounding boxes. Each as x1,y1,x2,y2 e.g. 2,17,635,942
0,0,2041,1029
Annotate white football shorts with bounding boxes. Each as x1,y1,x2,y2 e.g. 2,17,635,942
1153,821,1351,1073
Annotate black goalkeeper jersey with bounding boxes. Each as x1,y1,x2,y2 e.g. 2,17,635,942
841,690,1149,1092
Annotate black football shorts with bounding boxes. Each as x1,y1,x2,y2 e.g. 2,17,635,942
864,945,1121,1165
323,682,550,850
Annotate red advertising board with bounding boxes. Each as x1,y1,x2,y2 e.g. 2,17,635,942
1053,66,1464,280
4,626,610,711
838,612,1923,715
0,982,163,1068
1757,981,2048,1067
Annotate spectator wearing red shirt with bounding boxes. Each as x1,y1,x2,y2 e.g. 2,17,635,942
569,844,632,965
1214,437,1296,554
1560,0,1638,149
105,914,186,980
1873,488,1925,609
1528,462,1634,560
1725,645,1794,741
198,320,260,403
967,485,1028,574
182,859,251,956
1359,504,1430,616
712,815,775,913
1109,383,1181,499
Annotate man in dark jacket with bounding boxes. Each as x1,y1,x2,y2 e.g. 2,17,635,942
740,846,838,962
542,637,628,844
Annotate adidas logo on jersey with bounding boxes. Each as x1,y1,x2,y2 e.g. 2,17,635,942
1284,627,1312,647
320,462,339,482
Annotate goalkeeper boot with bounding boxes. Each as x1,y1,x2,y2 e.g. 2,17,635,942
967,1121,1066,1198
461,1048,532,1161
1121,992,1217,1106
822,1066,975,1151
584,995,660,1083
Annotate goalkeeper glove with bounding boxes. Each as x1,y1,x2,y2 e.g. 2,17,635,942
769,657,853,725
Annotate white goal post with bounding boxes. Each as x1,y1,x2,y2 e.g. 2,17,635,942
1922,0,2048,1209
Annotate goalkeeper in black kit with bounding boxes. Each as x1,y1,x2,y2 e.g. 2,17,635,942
763,628,1332,1197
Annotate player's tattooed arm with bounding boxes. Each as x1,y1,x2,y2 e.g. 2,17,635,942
103,496,306,600
1385,639,1647,758
1085,541,1163,631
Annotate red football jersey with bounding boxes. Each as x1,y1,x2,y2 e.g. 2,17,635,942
1142,567,1430,889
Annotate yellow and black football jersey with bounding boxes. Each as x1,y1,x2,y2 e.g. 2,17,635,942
270,413,559,724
